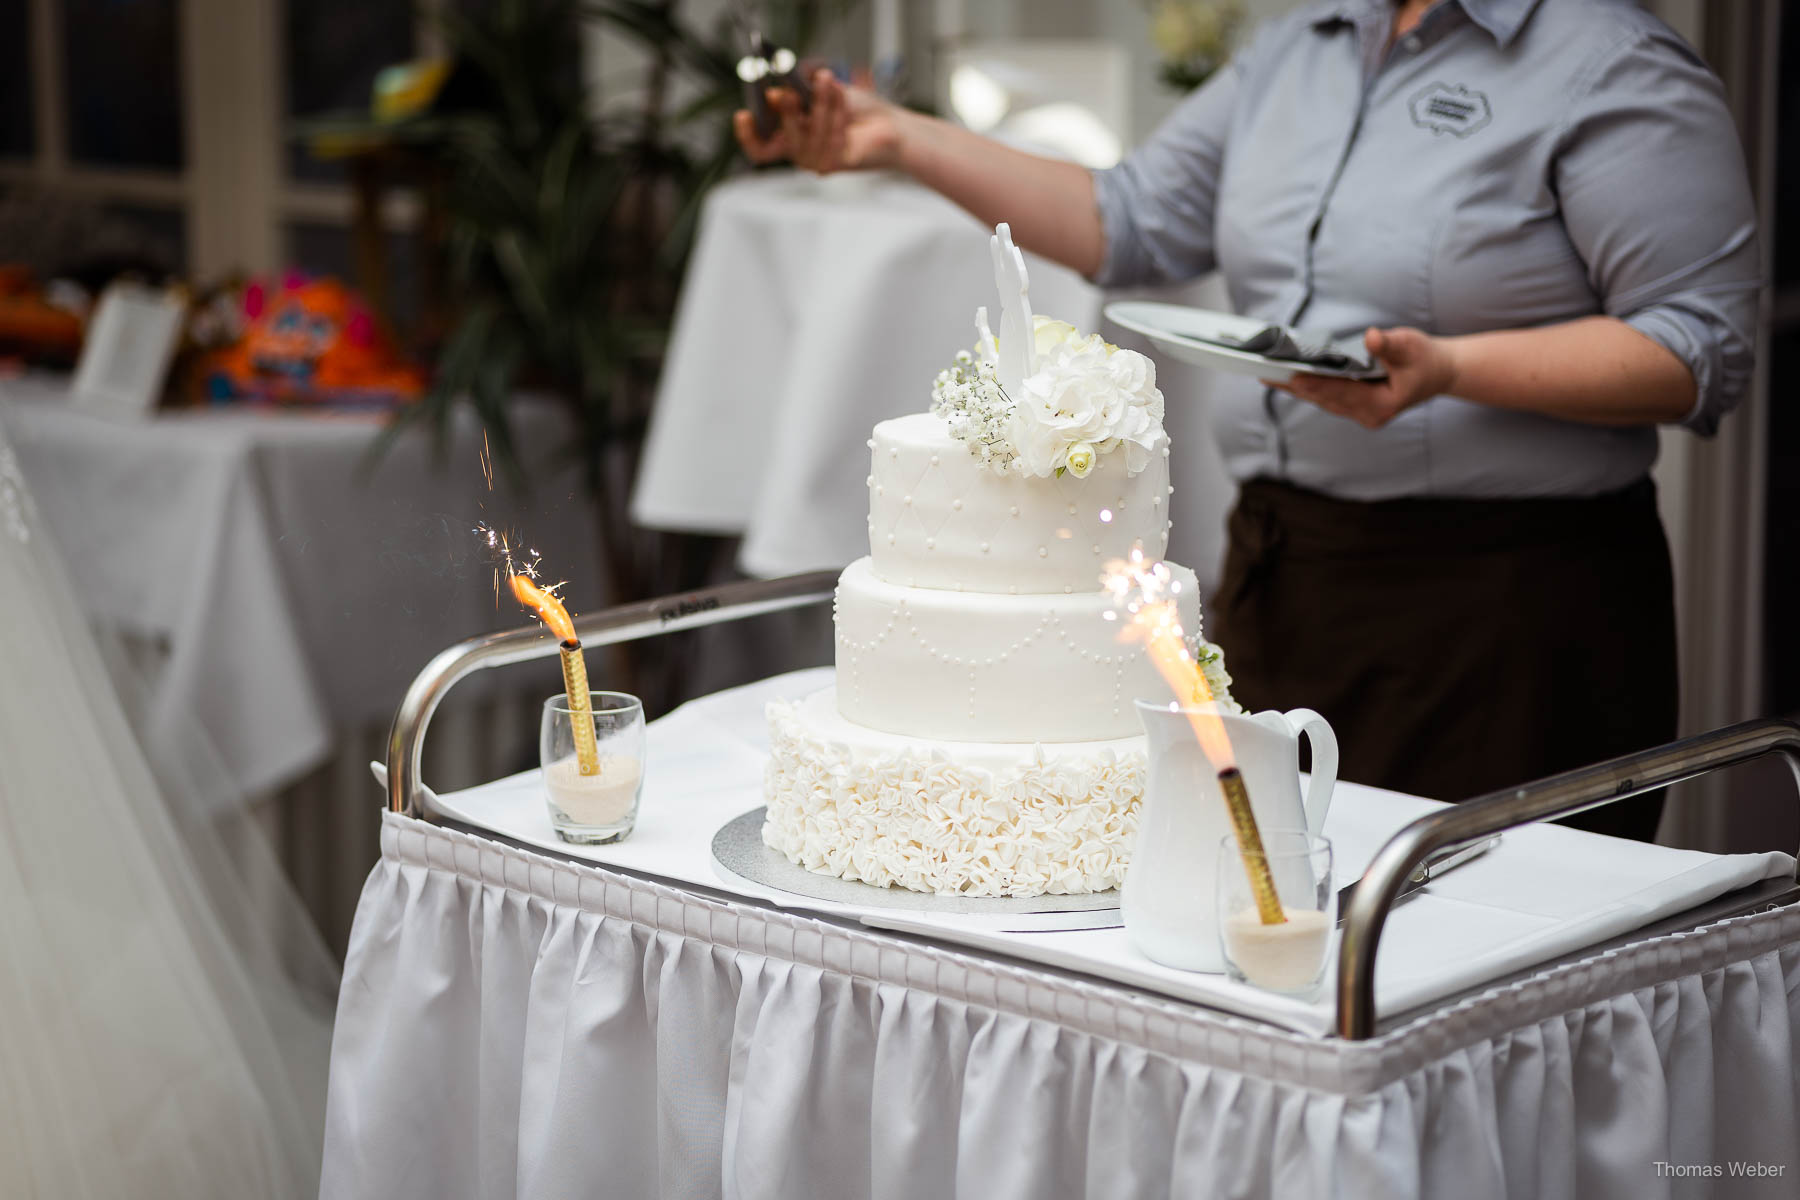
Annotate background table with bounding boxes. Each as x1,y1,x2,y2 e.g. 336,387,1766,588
324,808,1800,1199
0,373,600,945
633,171,1238,596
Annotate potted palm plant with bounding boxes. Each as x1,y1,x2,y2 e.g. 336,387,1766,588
333,0,855,700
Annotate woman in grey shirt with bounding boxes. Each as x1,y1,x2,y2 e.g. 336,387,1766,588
736,0,1759,840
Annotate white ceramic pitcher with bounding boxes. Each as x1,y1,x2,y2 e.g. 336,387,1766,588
1124,701,1339,972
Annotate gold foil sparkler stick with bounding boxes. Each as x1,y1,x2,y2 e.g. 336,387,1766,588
509,573,600,776
1105,550,1286,925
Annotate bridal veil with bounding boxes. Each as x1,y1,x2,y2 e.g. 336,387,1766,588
0,428,336,1196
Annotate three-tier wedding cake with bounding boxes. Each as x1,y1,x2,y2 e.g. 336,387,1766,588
762,225,1230,897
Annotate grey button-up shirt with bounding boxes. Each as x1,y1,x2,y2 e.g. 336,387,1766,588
1093,0,1759,500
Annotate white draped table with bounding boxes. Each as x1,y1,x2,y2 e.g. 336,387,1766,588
0,374,598,796
325,814,1800,1199
324,674,1800,1198
632,171,1238,593
0,374,600,947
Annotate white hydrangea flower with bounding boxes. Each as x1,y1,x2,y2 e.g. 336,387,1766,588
931,312,1164,480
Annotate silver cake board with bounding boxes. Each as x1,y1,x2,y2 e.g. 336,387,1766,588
711,807,1121,915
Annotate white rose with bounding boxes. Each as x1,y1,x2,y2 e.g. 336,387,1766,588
1032,314,1083,358
1065,442,1097,478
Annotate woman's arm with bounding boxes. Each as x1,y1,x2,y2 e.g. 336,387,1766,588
890,106,1105,277
1269,317,1697,430
736,71,1105,275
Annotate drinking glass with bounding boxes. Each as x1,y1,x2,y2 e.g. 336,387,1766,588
540,691,645,844
1215,830,1335,996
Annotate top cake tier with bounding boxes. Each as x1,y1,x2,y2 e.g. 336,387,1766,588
866,413,1172,594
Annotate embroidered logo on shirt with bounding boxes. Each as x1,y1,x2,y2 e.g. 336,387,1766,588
1408,83,1492,137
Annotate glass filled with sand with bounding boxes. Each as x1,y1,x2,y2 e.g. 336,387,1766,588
1216,831,1335,997
541,691,645,844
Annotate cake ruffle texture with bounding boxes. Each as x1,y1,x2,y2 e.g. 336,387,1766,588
763,698,1144,897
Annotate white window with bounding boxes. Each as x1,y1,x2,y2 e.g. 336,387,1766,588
0,0,437,304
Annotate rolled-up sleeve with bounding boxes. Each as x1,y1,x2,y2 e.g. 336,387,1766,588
1554,28,1761,435
1089,62,1241,288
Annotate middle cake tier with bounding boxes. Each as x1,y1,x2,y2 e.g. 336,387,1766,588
834,555,1201,743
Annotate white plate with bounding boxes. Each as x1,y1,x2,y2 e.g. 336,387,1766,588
1104,300,1386,382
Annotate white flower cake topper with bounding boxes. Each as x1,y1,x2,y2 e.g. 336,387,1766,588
934,223,1165,479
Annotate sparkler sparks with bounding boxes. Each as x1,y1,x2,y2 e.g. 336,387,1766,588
1102,547,1219,714
474,521,562,611
1103,548,1285,925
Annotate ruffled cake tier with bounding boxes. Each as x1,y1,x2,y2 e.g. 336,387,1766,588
763,689,1144,897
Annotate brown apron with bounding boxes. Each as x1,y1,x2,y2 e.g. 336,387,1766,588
1211,477,1677,842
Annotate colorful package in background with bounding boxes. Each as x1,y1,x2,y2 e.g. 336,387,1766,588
205,272,424,408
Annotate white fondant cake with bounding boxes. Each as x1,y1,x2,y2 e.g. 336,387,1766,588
866,412,1172,594
761,223,1224,897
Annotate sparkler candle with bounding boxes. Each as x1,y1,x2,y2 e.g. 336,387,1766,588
1104,549,1286,926
509,573,600,777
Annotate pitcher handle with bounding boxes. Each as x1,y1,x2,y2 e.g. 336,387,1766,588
1283,708,1338,838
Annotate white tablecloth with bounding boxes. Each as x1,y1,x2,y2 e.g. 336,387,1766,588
632,172,1237,591
324,809,1800,1199
417,668,1793,1036
0,374,599,795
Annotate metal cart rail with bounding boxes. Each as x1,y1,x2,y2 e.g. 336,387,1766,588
384,571,1800,1040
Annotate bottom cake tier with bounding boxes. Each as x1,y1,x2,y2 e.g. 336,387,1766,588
763,688,1144,897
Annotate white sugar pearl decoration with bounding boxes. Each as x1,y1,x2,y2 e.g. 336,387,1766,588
1009,505,1020,517
865,475,873,486
886,533,895,544
1067,504,1078,515
1037,546,1048,558
1092,544,1102,554
951,499,962,510
925,537,935,549
979,542,990,553
902,494,912,505
930,454,939,466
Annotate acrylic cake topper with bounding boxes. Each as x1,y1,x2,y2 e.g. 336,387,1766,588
975,222,1035,395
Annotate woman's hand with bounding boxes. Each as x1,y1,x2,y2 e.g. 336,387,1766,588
732,67,1107,276
1265,326,1456,430
733,70,902,174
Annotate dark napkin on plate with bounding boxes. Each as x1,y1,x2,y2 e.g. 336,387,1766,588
1214,324,1385,378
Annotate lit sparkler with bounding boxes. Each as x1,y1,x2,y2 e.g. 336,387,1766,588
509,569,600,777
1104,548,1285,926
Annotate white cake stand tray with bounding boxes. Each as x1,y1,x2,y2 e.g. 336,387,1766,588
710,807,1121,923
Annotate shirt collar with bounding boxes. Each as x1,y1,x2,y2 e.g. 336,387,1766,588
1307,0,1543,48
